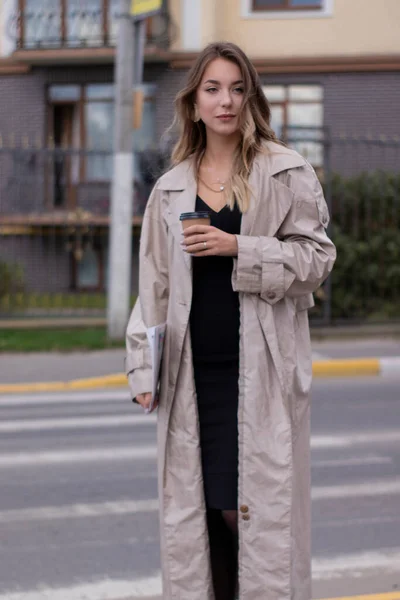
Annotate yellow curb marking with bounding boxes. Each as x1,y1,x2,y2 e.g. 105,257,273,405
0,373,127,394
313,358,380,378
0,357,385,394
322,593,400,600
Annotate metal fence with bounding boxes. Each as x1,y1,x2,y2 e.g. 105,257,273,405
1,134,400,325
285,127,400,325
0,146,158,318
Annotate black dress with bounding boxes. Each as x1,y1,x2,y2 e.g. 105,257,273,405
190,196,242,510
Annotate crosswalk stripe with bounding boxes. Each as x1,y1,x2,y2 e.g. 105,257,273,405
326,594,400,600
0,575,162,600
2,410,399,451
0,390,130,407
312,548,400,579
0,445,157,467
312,456,393,467
1,546,400,599
0,414,157,432
0,499,159,523
312,479,400,500
1,477,399,526
1,388,400,451
311,430,400,448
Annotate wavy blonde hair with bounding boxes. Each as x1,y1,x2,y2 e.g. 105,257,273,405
170,42,278,212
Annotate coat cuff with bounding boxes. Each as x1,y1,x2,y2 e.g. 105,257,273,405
127,368,153,401
125,349,153,400
232,235,296,305
260,238,296,305
232,235,262,293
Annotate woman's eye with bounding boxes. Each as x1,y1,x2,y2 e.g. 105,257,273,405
206,87,217,93
233,87,244,94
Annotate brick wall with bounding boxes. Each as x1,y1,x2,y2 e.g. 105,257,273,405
260,70,400,135
261,71,400,174
2,65,400,296
1,66,399,151
0,69,46,141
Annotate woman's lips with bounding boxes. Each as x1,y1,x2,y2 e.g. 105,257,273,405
217,114,235,121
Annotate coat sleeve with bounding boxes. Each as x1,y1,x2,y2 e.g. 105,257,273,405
231,164,336,304
125,183,169,399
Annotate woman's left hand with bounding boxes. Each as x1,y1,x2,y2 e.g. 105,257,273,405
181,225,238,257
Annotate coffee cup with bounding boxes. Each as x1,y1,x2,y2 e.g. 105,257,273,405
179,211,211,230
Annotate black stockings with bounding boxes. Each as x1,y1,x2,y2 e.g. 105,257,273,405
206,509,239,600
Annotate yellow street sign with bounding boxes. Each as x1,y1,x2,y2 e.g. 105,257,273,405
130,0,162,18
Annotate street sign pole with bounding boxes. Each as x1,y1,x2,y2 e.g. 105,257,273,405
107,0,162,340
107,0,135,341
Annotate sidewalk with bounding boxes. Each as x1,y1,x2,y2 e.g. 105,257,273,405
1,337,400,393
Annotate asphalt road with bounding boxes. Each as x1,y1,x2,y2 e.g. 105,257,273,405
0,377,399,600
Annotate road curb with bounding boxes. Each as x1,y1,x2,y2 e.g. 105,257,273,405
313,356,400,378
0,374,127,394
1,356,400,394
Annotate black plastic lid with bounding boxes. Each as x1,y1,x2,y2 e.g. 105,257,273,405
179,211,211,221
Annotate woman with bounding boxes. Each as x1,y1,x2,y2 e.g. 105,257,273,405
126,42,336,600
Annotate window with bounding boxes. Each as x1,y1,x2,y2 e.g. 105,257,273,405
263,84,324,167
244,0,333,18
47,83,157,186
85,84,115,181
253,0,322,9
76,245,102,289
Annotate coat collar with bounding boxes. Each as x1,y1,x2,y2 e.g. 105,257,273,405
158,142,306,192
160,142,306,269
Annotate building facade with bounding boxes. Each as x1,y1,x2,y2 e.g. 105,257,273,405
0,0,399,301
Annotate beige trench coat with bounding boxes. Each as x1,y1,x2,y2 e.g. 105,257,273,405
126,141,336,600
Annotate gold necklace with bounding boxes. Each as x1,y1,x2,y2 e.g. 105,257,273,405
198,175,227,193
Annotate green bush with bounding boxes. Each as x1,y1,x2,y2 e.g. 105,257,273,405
325,170,400,321
0,260,24,300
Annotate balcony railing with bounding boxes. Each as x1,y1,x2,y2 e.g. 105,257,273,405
11,0,171,50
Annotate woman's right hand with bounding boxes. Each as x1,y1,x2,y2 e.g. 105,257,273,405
135,392,157,413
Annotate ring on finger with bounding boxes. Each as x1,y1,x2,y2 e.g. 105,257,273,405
203,241,207,248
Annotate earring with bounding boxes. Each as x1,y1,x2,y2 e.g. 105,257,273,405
193,105,200,123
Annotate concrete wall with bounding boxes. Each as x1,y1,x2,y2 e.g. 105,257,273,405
2,0,400,59
201,0,400,58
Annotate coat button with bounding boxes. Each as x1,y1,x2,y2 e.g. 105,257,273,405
240,505,249,514
267,291,276,300
242,514,250,521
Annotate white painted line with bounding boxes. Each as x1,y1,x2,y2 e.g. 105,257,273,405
0,414,157,433
0,445,158,468
2,483,399,524
312,479,400,500
380,356,400,377
312,351,329,361
0,389,130,407
312,547,400,580
311,429,400,449
312,455,393,467
314,515,400,529
0,499,159,524
0,575,162,600
2,548,400,597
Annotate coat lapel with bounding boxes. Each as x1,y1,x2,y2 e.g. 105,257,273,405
241,143,306,237
160,159,197,271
